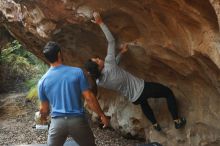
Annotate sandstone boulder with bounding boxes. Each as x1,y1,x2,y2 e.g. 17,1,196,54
0,1,220,145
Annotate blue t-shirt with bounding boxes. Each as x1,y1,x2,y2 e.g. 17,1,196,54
37,65,89,117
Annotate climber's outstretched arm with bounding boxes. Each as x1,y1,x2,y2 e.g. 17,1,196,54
92,12,116,60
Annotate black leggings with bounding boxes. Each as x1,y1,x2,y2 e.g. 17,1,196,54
133,82,179,124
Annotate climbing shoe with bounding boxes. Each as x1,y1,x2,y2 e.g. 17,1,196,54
174,117,186,129
153,123,162,131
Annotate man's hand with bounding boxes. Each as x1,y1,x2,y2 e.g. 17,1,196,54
100,115,110,128
119,43,128,54
83,90,110,127
91,12,103,24
40,114,48,124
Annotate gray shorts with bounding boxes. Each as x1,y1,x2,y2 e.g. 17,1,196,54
47,116,96,146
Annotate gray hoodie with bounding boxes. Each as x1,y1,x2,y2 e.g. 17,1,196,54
97,23,145,102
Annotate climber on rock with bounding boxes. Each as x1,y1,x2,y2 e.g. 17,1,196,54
84,12,186,131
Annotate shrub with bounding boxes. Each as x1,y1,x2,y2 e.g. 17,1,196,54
0,40,48,94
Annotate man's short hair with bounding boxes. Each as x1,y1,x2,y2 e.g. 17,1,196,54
43,41,61,63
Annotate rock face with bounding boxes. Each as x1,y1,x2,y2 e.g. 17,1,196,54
1,0,220,146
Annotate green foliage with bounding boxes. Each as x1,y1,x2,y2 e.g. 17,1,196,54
0,40,48,94
26,86,39,104
25,62,48,89
0,40,36,81
26,86,38,100
0,40,39,65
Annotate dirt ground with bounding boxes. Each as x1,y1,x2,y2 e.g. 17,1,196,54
0,92,144,146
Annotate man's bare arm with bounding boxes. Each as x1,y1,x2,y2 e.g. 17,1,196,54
39,100,50,124
82,90,110,127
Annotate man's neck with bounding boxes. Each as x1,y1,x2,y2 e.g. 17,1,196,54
50,61,62,67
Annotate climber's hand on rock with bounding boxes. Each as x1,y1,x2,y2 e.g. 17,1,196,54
91,12,103,24
119,43,128,54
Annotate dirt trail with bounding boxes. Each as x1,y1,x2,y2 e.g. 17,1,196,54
0,93,143,146
0,93,47,146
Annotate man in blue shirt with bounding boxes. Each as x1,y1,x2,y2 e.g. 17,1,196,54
38,41,109,146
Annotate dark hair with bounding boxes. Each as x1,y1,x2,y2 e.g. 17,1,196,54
43,41,61,63
84,59,101,79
